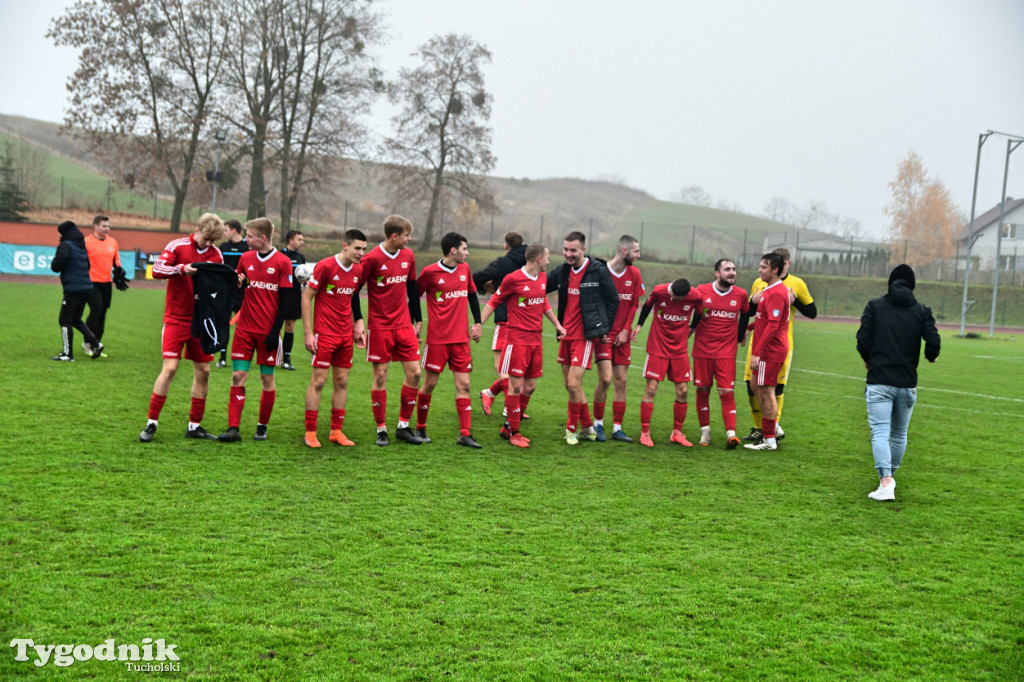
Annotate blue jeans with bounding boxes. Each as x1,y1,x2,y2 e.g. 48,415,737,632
865,384,917,478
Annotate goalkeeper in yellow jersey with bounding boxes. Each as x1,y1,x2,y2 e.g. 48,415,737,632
741,248,817,443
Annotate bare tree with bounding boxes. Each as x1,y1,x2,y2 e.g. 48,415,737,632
276,0,382,231
50,0,231,231
384,34,495,250
219,0,289,219
673,185,712,206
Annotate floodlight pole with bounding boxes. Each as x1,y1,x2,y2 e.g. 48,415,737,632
959,132,991,337
989,138,1023,337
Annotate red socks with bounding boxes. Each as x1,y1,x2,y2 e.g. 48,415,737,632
721,391,738,431
696,390,711,428
258,390,275,425
613,400,626,427
371,390,387,428
640,401,654,431
489,377,506,396
761,417,776,440
456,397,472,436
506,394,522,432
673,401,687,430
416,391,432,429
228,386,245,428
566,401,581,432
331,408,345,432
399,384,418,423
593,401,606,421
579,400,593,429
188,397,205,425
148,393,167,421
305,409,318,432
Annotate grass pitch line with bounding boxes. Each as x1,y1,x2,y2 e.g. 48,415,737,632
799,388,1023,419
794,368,1024,403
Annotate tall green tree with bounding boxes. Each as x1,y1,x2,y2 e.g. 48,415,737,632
50,0,231,231
384,34,495,250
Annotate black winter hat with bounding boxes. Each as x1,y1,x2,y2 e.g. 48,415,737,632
58,221,77,236
888,263,916,290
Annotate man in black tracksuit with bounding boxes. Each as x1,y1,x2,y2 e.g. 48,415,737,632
50,221,103,361
473,232,528,415
856,264,940,502
546,230,619,443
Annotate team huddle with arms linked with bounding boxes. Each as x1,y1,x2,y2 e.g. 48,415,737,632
112,213,936,501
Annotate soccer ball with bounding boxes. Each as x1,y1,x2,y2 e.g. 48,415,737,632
294,262,315,283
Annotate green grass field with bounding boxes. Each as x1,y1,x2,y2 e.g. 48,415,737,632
2,281,1022,680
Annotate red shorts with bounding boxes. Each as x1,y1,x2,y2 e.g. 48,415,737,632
754,359,784,387
422,342,473,373
490,323,507,352
366,326,421,363
232,329,281,367
556,339,594,369
161,322,213,363
692,357,736,389
313,333,353,369
500,343,543,379
593,337,631,365
642,353,691,383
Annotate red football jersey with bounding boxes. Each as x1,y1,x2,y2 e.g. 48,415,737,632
692,282,749,359
608,263,644,334
752,280,790,362
418,260,477,344
489,268,551,345
235,248,293,335
359,244,417,330
644,283,702,358
152,234,224,325
561,258,588,341
308,254,362,337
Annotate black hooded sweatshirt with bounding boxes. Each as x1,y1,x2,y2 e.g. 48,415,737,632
856,279,940,388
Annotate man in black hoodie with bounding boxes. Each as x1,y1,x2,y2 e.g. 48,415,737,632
856,264,940,502
50,221,103,361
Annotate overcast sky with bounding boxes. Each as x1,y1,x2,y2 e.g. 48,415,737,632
2,0,1022,238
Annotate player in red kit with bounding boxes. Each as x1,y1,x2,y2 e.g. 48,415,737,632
300,229,367,448
481,244,565,448
218,217,293,442
631,278,702,447
415,232,485,448
744,252,791,451
358,215,425,446
592,234,644,442
691,259,749,449
139,213,226,442
546,231,619,446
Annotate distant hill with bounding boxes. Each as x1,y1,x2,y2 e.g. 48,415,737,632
1,113,786,263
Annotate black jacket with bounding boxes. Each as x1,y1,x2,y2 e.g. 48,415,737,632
546,258,619,339
473,245,527,324
191,263,239,354
856,279,940,388
51,226,94,293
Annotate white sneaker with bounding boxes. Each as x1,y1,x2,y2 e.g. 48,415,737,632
743,439,777,451
699,427,712,446
868,481,896,501
776,424,785,441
